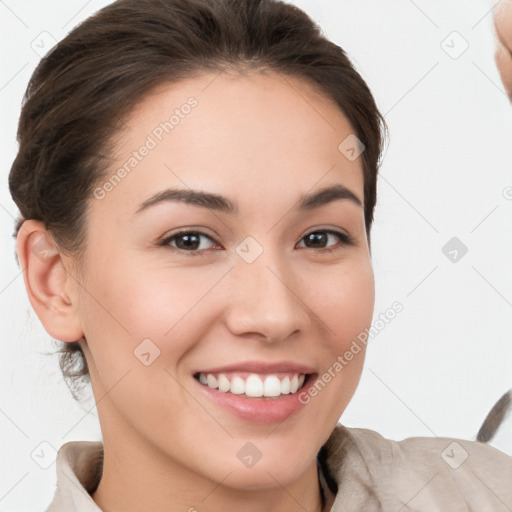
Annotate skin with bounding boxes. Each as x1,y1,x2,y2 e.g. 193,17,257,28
17,69,375,512
494,0,512,99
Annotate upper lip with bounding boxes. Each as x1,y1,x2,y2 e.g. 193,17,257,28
193,360,317,375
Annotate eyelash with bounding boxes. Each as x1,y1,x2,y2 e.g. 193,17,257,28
157,228,354,256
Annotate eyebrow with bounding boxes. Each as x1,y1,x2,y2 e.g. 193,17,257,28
134,183,363,215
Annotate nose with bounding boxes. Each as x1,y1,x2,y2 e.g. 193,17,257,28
224,245,311,343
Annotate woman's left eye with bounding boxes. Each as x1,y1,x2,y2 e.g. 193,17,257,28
297,229,352,251
158,229,352,256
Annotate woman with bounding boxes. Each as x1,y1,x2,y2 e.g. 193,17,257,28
9,0,512,510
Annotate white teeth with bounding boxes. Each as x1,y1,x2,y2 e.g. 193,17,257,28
290,374,299,393
230,376,245,394
263,376,281,397
206,374,218,389
245,374,263,397
281,376,290,394
218,373,230,392
196,372,307,397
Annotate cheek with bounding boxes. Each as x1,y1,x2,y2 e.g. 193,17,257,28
312,258,375,350
82,258,217,342
294,259,373,426
78,259,233,407
312,258,374,389
77,262,209,433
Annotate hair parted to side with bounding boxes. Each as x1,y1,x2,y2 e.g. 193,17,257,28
9,0,387,402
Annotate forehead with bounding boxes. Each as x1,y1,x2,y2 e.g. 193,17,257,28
93,69,365,219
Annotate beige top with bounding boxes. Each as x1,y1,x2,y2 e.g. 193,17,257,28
46,423,512,511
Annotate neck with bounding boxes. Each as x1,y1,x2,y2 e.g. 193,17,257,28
91,411,325,512
92,444,324,512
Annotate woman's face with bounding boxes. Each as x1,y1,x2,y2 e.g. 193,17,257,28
73,69,374,489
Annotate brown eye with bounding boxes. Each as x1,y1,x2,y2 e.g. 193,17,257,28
160,231,218,255
298,230,352,251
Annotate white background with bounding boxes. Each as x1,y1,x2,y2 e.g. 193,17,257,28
1,0,512,510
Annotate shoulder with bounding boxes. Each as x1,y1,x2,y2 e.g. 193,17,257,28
321,423,512,511
45,441,104,512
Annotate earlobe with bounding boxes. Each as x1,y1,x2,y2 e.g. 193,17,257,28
16,220,84,343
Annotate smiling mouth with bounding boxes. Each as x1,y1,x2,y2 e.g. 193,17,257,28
193,371,312,398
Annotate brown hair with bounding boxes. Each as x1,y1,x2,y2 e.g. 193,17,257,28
9,0,387,401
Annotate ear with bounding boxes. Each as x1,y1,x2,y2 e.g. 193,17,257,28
16,219,84,342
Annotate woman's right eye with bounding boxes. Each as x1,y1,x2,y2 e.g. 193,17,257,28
158,231,219,256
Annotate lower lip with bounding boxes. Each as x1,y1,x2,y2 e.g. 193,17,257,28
194,375,316,424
